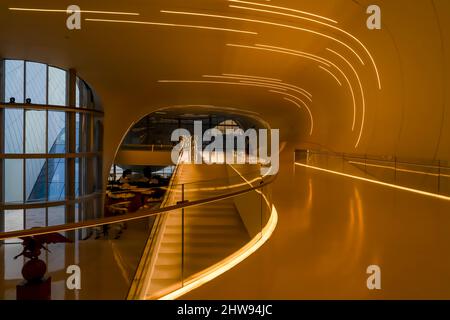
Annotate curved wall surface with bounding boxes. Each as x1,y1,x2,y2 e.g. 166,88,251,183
1,0,449,180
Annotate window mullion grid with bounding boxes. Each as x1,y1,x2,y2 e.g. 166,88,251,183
1,62,102,236
46,65,49,106
22,90,26,227
0,60,4,205
0,60,3,234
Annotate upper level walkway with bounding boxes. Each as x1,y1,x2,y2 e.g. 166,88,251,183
182,149,450,299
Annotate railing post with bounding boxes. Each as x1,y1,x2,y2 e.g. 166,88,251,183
394,157,397,183
181,183,185,285
260,181,264,233
364,155,367,175
438,160,441,194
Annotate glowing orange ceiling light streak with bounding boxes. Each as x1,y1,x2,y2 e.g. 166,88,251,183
256,44,327,64
227,43,330,66
283,97,314,136
223,73,283,83
203,75,312,101
318,65,342,86
238,79,313,102
268,90,314,136
226,1,382,90
230,4,335,26
221,74,313,98
295,162,450,201
229,43,357,131
161,10,364,65
85,18,257,34
257,43,357,131
328,63,357,131
159,104,262,116
326,48,366,148
9,7,140,15
228,0,338,24
157,80,288,92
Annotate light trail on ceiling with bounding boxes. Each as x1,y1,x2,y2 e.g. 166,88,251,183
227,43,330,66
239,80,312,102
283,97,314,136
319,65,342,86
157,78,314,137
223,73,283,83
157,80,288,92
227,43,358,132
255,44,361,137
161,10,365,65
203,75,312,102
326,48,366,148
228,0,338,24
85,18,257,35
9,7,140,15
268,90,314,136
207,74,313,99
227,2,382,89
229,4,335,26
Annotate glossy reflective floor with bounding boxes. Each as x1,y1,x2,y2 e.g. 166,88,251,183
184,148,450,299
0,219,150,300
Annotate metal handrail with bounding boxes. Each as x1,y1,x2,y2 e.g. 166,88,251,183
120,144,174,151
302,150,450,170
0,174,276,241
0,102,104,115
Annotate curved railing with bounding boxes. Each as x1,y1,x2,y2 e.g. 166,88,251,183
296,149,450,198
0,165,276,300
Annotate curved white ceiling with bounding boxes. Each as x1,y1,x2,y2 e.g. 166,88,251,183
1,0,449,174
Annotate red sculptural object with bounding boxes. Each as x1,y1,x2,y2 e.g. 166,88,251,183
15,233,72,282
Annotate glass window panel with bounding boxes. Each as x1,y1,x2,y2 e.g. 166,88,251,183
76,77,80,107
75,158,80,197
26,159,47,202
4,108,24,154
48,158,65,201
81,81,88,107
76,113,80,152
4,210,24,232
92,117,103,152
25,208,46,229
4,210,25,279
48,66,67,106
25,61,47,104
48,205,65,226
81,113,92,153
25,110,46,153
4,159,23,203
4,60,24,103
76,78,94,108
48,111,66,153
